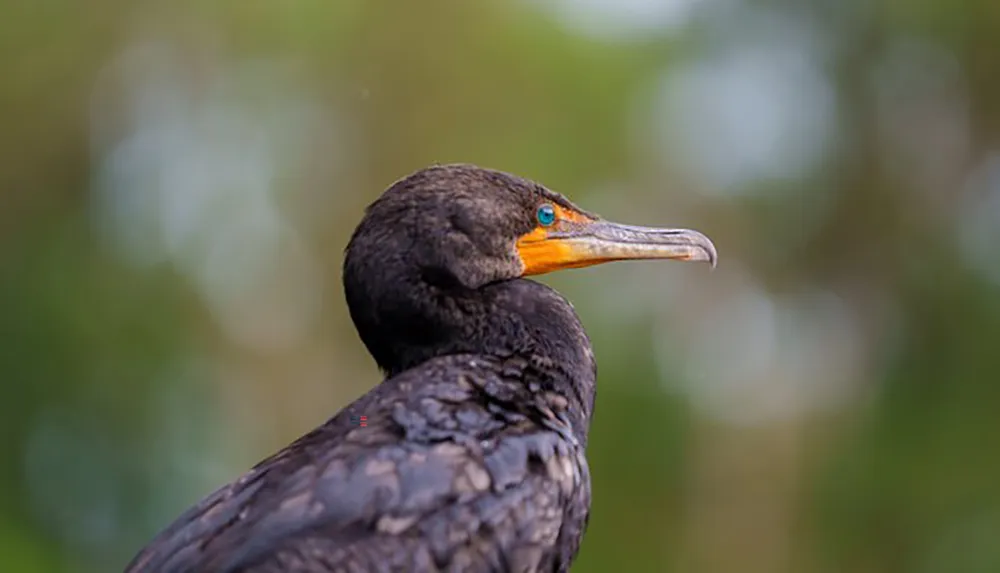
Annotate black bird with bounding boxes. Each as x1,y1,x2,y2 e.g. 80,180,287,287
126,164,717,573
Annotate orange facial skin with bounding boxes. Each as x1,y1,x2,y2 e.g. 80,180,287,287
516,204,599,276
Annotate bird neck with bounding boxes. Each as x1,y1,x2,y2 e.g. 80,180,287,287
344,273,597,430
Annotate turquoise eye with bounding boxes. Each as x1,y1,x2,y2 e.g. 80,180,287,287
536,204,556,226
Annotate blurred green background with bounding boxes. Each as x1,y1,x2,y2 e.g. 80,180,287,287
3,0,1000,571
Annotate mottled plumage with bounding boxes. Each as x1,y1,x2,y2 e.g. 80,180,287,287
126,164,715,573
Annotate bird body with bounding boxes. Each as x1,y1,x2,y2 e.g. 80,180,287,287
126,165,715,572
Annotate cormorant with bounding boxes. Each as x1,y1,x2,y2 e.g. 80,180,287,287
125,164,717,573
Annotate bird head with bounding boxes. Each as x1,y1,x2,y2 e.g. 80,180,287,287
347,164,716,290
343,164,717,375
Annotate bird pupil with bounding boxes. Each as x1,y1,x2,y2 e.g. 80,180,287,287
538,205,556,226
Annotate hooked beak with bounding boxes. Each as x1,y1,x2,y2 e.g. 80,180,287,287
517,218,717,276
